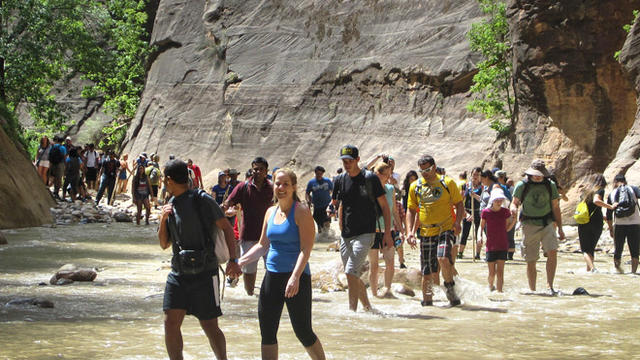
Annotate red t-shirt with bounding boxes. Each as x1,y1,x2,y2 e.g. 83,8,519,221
189,164,202,188
481,207,510,251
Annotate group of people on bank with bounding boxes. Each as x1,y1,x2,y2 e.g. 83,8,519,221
153,144,640,360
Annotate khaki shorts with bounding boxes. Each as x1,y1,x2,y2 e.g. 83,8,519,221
340,233,375,277
521,223,558,262
240,240,260,274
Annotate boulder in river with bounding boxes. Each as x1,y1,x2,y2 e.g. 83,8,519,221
391,283,416,297
113,211,133,222
50,267,97,285
6,297,54,308
0,231,7,245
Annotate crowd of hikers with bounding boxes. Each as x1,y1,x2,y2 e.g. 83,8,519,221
34,137,640,359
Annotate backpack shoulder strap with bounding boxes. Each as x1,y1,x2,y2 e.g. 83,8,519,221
191,189,213,248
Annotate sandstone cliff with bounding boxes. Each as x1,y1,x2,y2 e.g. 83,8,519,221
123,0,494,181
0,123,54,229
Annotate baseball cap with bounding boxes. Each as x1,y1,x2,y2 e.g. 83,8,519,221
340,145,359,160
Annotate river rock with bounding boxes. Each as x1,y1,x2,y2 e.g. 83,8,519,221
50,268,97,284
391,283,416,297
113,211,133,222
6,298,54,308
0,232,7,245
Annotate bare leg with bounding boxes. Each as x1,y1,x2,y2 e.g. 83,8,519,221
583,253,595,272
164,309,186,360
144,199,151,224
487,261,496,291
421,274,433,304
135,201,142,225
346,274,370,311
382,247,395,292
244,272,257,296
262,344,278,360
438,258,455,283
368,250,379,297
304,339,326,360
200,318,227,360
546,249,557,290
526,261,537,291
496,260,505,292
396,244,405,265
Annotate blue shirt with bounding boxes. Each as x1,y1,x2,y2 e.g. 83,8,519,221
265,204,310,275
306,177,333,208
211,184,230,205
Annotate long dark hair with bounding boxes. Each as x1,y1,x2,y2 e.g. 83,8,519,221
481,169,498,184
403,170,419,191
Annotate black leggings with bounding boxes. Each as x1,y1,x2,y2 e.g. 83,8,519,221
258,271,317,347
614,224,640,260
578,222,602,257
460,213,480,246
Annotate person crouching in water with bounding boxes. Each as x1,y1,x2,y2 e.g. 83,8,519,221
479,188,516,292
132,165,152,225
239,168,325,359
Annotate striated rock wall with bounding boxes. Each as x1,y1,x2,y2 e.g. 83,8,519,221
0,123,54,229
123,0,495,180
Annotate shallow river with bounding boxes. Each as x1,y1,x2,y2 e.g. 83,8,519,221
1,223,639,359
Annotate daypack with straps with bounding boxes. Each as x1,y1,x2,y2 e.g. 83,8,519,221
613,185,639,218
149,166,159,183
573,200,595,224
168,190,229,275
519,177,554,226
49,144,64,164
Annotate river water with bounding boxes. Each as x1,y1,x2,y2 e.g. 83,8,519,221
1,223,639,359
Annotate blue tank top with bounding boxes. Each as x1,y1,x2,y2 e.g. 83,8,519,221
266,203,311,274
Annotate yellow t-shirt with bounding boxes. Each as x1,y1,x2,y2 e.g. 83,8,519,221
407,174,462,237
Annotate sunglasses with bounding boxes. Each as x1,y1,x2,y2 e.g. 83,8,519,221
418,164,435,173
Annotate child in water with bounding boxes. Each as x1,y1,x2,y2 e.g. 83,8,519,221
479,188,516,292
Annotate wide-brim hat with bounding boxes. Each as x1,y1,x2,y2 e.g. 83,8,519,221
488,188,506,206
524,159,550,177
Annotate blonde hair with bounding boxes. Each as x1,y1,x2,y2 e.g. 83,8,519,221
373,162,391,175
274,168,301,203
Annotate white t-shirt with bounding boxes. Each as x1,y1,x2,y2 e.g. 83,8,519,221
86,150,98,168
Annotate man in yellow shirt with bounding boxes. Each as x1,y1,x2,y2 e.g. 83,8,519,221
406,155,464,306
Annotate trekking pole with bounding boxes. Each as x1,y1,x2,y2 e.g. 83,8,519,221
471,180,476,263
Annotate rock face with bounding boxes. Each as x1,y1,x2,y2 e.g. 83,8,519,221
0,124,55,229
123,0,496,180
497,1,640,215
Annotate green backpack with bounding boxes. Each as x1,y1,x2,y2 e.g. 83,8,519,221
573,200,594,224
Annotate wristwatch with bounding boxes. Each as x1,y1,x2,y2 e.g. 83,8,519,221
229,258,238,263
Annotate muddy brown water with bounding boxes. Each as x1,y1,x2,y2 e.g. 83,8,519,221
1,223,639,359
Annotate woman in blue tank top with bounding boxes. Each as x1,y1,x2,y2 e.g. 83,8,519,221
238,168,325,359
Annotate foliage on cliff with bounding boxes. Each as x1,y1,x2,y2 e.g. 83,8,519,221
466,0,514,136
0,0,150,153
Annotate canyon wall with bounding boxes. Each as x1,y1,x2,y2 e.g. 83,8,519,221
122,0,494,182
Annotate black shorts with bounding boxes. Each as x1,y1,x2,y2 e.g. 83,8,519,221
312,205,329,228
486,250,508,262
419,237,439,275
86,167,97,181
163,269,222,320
372,231,400,249
151,185,159,197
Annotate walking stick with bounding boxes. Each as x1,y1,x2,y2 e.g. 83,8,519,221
471,180,477,263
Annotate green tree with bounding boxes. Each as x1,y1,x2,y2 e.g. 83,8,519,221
466,0,514,137
0,0,150,153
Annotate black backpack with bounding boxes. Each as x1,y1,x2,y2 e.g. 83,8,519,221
614,185,638,218
49,145,64,164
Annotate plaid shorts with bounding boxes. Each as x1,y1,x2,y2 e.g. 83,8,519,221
419,230,455,271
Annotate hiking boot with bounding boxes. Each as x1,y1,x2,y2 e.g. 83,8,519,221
444,281,461,306
421,300,433,306
399,263,407,269
457,252,463,259
507,252,514,260
474,254,481,260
